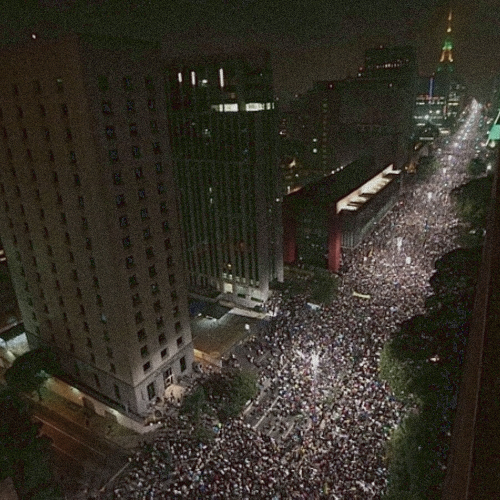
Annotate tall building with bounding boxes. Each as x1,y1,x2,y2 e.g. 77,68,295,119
164,53,284,307
0,33,193,418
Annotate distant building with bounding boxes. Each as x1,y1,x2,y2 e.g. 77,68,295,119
163,52,284,307
283,160,401,272
0,32,193,418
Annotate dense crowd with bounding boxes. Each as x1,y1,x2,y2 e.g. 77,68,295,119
109,111,481,499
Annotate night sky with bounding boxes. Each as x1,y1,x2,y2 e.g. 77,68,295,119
2,0,500,102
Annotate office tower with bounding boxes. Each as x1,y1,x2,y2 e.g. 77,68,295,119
361,45,417,81
0,33,193,417
164,53,284,307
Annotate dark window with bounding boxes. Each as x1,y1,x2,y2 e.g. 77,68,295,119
138,188,146,200
175,321,181,332
135,311,144,324
141,208,149,220
149,265,156,278
74,173,80,186
69,151,76,163
113,171,122,185
158,333,166,345
164,238,172,250
110,363,117,374
146,246,154,259
129,123,138,137
93,373,100,386
176,336,183,347
155,162,163,174
162,221,170,233
160,348,168,359
152,142,161,154
143,227,151,240
126,255,134,269
72,269,78,281
154,300,162,313
98,76,109,92
156,316,164,329
34,80,42,93
60,212,67,225
166,255,174,268
148,99,156,111
122,236,131,248
56,78,64,93
76,287,82,298
21,128,28,140
78,196,85,208
47,245,53,256
116,194,126,207
157,183,166,194
114,383,120,399
109,149,119,162
85,238,92,250
132,146,141,158
173,305,179,317
13,84,19,96
129,275,138,288
66,128,72,141
145,76,154,91
89,257,96,268
80,304,86,315
105,126,115,139
180,356,187,372
169,274,176,286
150,120,158,134
44,128,50,141
82,217,89,230
140,345,149,358
137,329,146,342
144,361,151,373
93,277,99,288
61,104,69,116
17,106,23,119
135,167,143,180
146,381,155,397
26,149,33,161
39,105,46,117
132,293,141,307
126,100,135,113
123,77,133,91
119,216,129,227
160,202,168,214
151,282,159,294
53,171,59,183
49,150,55,162
102,101,112,115
69,251,75,262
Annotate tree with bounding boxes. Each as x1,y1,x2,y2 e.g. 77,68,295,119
453,175,493,232
467,157,487,177
5,348,61,401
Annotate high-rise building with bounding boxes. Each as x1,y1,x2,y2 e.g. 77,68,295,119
164,53,284,306
0,33,193,418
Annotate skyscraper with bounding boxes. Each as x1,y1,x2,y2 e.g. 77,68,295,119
0,32,193,418
164,52,284,307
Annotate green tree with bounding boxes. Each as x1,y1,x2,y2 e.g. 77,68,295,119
453,175,493,232
467,157,487,177
5,348,61,401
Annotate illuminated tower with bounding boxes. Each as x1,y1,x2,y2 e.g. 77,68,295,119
438,9,454,71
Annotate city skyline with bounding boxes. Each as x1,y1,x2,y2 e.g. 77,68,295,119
1,0,498,102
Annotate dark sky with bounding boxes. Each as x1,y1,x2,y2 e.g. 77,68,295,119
3,0,500,101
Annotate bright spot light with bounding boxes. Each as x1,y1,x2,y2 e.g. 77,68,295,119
31,33,37,39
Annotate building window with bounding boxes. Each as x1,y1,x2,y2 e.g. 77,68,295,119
132,293,141,307
72,269,78,281
78,196,85,208
145,246,154,259
157,183,166,194
148,99,156,111
135,311,144,324
93,373,100,387
180,356,187,372
158,332,166,345
123,77,133,91
69,251,75,263
82,217,89,230
107,347,113,358
155,162,163,174
56,78,64,93
176,336,183,347
173,305,179,317
109,149,119,162
129,275,138,288
148,265,156,278
160,202,168,214
39,105,46,117
132,146,141,158
151,282,159,294
126,255,134,269
116,194,126,207
49,150,55,162
152,142,161,154
105,126,115,139
34,80,42,94
141,208,149,221
169,274,175,286
17,106,23,119
114,383,120,399
129,123,138,137
21,128,28,140
143,361,152,373
154,300,162,313
166,255,174,268
143,227,151,240
70,343,75,352
160,348,168,359
150,120,158,134
98,76,109,92
175,321,181,333
138,188,146,200
102,101,112,115
137,329,146,342
171,291,178,302
61,104,69,117
122,236,131,248
85,238,92,250
60,213,67,225
145,76,154,91
162,221,170,232
70,151,77,163
126,100,135,113
156,316,164,329
119,216,129,227
113,171,122,185
66,128,73,141
140,345,149,358
135,167,143,180
93,277,99,289
146,381,155,398
89,257,96,268
74,173,80,186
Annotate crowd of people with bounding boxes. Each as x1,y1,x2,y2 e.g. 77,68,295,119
108,111,481,499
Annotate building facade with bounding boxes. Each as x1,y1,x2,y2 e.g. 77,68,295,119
0,33,193,417
164,53,284,307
